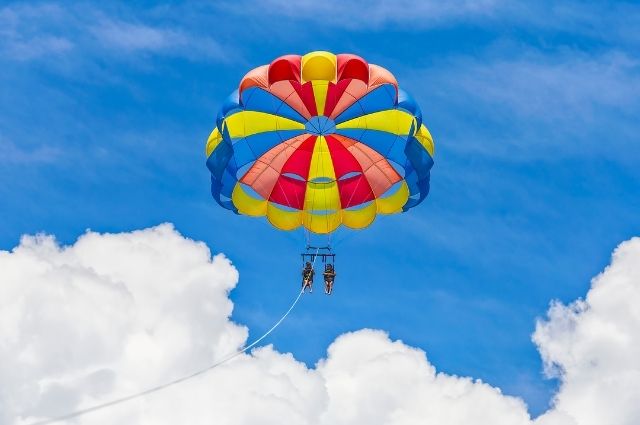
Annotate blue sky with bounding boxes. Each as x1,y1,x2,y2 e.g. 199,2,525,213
1,1,639,417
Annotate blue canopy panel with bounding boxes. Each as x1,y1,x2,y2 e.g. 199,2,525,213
401,136,434,211
397,89,422,129
405,137,434,181
207,140,238,212
206,141,233,181
333,84,397,124
217,90,242,129
240,87,306,124
208,124,306,212
334,128,409,166
403,170,430,211
219,167,238,198
229,129,306,171
210,175,237,212
209,164,240,212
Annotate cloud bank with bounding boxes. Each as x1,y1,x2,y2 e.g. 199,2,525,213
533,237,640,425
1,225,638,424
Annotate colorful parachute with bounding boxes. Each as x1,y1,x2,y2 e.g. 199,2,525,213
206,51,434,234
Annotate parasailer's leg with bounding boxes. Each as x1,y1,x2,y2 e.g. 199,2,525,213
302,261,314,293
302,278,313,293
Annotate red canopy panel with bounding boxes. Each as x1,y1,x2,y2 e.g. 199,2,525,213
325,135,364,179
267,81,313,120
336,54,369,84
269,174,307,210
337,174,375,208
329,79,368,119
323,79,351,117
268,55,301,85
331,134,402,197
240,134,311,199
280,135,317,179
291,81,318,116
239,65,269,94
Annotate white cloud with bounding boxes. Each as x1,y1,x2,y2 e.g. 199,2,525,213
90,18,225,61
92,20,177,52
506,2,640,46
0,138,62,164
0,3,226,64
244,0,503,29
0,224,244,424
409,49,640,159
448,52,637,120
1,225,639,425
0,4,73,61
231,0,640,44
533,237,640,425
316,330,530,425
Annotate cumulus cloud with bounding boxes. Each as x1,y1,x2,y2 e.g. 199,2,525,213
533,237,640,425
0,224,244,424
1,225,639,425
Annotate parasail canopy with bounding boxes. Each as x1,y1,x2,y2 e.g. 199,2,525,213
206,51,434,234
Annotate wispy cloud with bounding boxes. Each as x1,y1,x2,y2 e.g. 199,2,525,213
446,51,638,119
405,47,640,160
0,34,73,61
242,0,503,29
93,19,180,52
0,3,74,61
225,0,640,48
0,3,228,64
0,138,62,164
508,2,640,46
91,18,226,61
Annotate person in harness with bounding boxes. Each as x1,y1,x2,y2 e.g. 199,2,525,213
323,263,336,295
302,261,315,293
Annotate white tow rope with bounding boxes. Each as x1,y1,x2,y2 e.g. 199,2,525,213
25,281,311,425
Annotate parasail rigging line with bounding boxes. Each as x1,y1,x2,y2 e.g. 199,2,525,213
23,255,318,425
